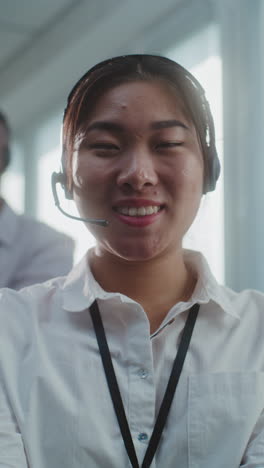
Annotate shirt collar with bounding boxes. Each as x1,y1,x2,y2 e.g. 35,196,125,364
0,201,19,246
62,248,239,319
183,250,239,319
62,250,136,312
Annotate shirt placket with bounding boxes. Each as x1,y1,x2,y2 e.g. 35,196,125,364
126,304,156,467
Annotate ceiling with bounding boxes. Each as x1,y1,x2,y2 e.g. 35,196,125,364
0,0,122,132
0,0,212,134
0,0,75,66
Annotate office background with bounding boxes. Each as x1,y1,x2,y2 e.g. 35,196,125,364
0,0,263,291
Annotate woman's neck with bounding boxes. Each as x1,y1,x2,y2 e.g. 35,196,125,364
90,247,196,333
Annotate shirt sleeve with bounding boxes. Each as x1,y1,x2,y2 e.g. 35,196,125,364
240,408,264,466
0,378,29,467
0,290,30,466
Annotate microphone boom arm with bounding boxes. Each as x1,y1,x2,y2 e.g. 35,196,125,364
51,172,109,227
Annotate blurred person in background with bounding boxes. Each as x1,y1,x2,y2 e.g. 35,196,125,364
0,56,263,467
0,110,74,289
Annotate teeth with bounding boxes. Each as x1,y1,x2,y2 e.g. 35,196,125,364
119,207,129,215
146,206,154,215
137,207,146,216
129,207,137,216
117,206,160,217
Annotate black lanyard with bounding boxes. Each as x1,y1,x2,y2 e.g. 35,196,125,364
89,300,199,468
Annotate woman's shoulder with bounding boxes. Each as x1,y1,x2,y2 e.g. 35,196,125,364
218,283,264,320
0,276,65,334
186,249,264,320
0,274,65,300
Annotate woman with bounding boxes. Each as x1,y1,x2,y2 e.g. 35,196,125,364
0,55,263,468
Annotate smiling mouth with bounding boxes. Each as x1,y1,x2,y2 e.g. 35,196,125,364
115,206,163,217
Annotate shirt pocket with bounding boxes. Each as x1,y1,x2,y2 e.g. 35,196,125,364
187,372,264,468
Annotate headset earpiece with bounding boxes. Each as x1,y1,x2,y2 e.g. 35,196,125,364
54,169,73,200
201,98,221,194
204,146,221,193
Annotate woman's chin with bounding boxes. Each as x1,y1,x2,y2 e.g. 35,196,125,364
99,238,169,263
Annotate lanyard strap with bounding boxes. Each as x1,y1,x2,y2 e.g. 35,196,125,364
89,301,199,468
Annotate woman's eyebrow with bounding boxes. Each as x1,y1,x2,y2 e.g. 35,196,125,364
151,120,189,130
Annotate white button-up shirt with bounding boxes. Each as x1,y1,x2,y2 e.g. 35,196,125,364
0,249,264,467
0,202,74,289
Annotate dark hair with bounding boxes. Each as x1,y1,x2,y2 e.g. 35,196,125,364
0,110,10,136
62,55,220,193
0,110,11,173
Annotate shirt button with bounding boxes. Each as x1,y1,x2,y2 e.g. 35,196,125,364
138,432,148,442
138,368,148,379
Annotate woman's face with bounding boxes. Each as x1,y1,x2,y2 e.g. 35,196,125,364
72,80,204,261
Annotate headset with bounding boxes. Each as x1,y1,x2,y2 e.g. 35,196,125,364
51,171,108,226
51,54,221,226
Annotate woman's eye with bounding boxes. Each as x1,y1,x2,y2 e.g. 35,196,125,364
87,142,120,155
156,142,183,149
90,143,118,150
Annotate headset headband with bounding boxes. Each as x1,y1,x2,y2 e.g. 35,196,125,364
63,54,207,121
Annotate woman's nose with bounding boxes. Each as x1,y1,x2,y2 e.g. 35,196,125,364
116,148,158,191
